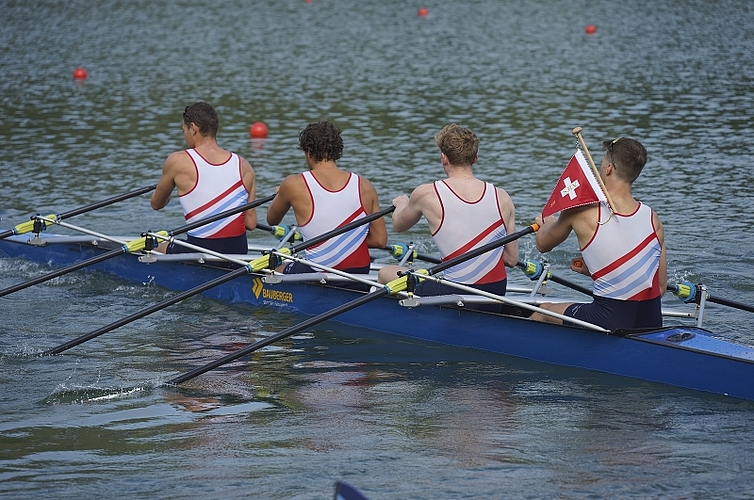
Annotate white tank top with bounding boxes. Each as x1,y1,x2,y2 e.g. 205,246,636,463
432,180,508,284
178,149,248,239
581,201,662,301
299,171,370,270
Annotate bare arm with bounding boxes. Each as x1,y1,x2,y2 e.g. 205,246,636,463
497,187,518,267
534,211,575,253
654,211,668,293
361,179,388,248
392,184,434,233
240,157,258,230
266,175,296,225
150,152,181,210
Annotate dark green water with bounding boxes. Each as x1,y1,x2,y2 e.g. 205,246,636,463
2,0,754,498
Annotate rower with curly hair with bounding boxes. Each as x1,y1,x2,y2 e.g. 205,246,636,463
266,121,387,274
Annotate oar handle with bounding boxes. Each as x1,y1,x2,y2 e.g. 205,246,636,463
517,260,593,296
168,194,275,237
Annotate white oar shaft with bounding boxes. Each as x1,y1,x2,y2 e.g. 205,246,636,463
268,249,407,294
37,216,131,247
407,271,609,333
148,232,250,267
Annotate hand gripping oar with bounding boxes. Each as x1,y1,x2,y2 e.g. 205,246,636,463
0,184,157,240
518,260,593,296
43,205,396,355
168,222,539,385
383,243,442,264
0,194,276,299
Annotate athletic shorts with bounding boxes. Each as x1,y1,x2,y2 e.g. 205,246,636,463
166,233,248,255
415,278,507,313
282,260,372,291
564,295,662,331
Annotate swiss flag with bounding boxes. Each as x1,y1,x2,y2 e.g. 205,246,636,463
541,149,607,218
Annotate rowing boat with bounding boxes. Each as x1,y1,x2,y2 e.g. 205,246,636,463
1,232,754,402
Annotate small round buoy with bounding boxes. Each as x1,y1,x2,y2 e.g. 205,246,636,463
418,7,429,17
585,24,597,35
73,67,88,80
249,122,269,139
304,0,312,3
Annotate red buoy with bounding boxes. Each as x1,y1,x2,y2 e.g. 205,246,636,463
304,0,312,3
418,7,428,17
73,67,88,80
585,24,597,35
249,122,269,139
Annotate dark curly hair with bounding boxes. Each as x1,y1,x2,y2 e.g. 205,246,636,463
298,121,343,163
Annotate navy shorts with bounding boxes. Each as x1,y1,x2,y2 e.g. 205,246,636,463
166,233,248,255
282,260,372,291
565,295,662,331
415,278,507,313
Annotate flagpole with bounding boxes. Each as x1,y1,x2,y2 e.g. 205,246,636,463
572,127,615,214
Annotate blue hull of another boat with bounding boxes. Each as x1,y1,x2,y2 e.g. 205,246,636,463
2,234,754,402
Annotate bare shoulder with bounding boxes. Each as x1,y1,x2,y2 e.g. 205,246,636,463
164,150,191,170
494,185,515,206
410,182,436,200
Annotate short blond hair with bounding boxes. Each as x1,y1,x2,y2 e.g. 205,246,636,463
435,124,479,166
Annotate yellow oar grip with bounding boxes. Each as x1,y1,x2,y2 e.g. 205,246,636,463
13,214,58,235
124,230,169,253
249,247,291,272
384,269,428,295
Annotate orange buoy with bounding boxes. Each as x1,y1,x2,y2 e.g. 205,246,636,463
249,122,269,139
418,7,428,17
73,67,88,80
585,24,597,35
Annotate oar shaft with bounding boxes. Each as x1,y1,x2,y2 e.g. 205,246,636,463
169,194,275,236
1,184,157,240
44,266,251,355
290,206,396,253
169,288,389,384
706,295,754,314
517,261,593,296
57,184,158,220
0,248,124,298
383,246,442,264
430,225,537,276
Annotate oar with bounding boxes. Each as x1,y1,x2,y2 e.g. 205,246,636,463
517,260,592,296
43,205,396,355
668,283,754,314
519,260,754,315
0,194,275,299
256,222,302,242
0,184,157,240
168,222,539,385
383,243,442,264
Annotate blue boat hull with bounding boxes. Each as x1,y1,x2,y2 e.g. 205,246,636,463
2,234,754,401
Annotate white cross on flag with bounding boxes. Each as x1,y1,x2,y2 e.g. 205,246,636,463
541,149,607,218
